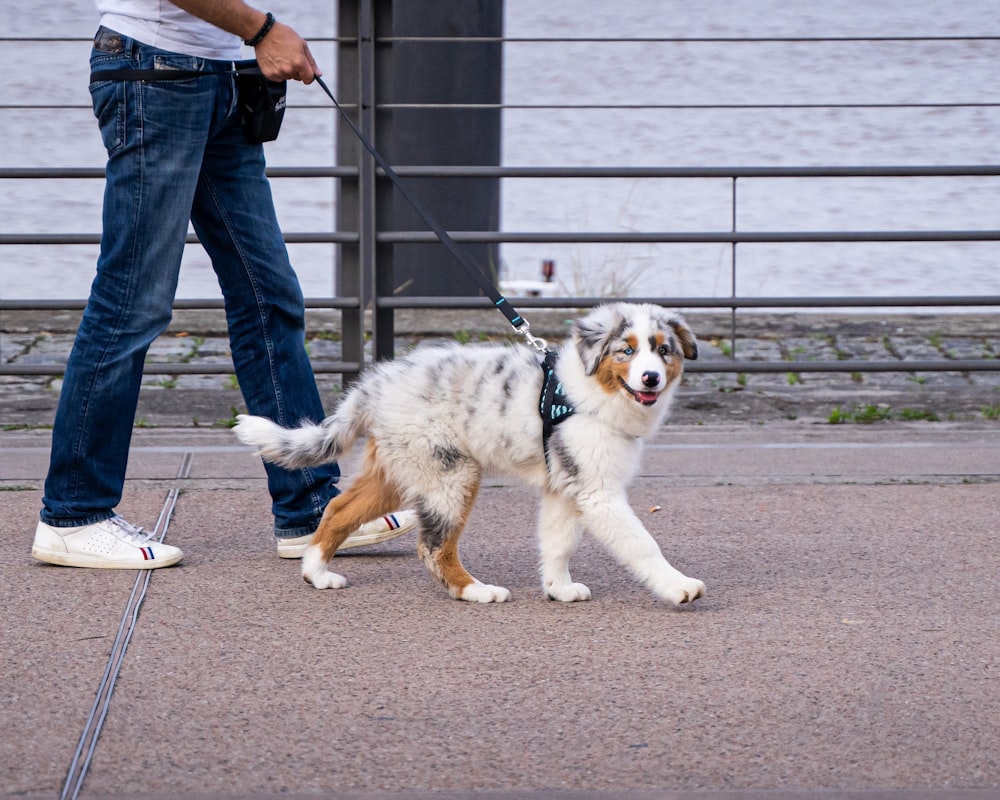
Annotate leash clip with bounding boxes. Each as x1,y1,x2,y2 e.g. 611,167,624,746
517,322,550,354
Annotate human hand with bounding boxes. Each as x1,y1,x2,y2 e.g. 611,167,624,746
253,20,322,84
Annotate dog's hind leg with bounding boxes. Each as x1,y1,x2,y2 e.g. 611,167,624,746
538,492,591,602
415,475,511,603
302,440,403,590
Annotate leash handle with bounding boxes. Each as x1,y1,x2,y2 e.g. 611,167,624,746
313,75,544,347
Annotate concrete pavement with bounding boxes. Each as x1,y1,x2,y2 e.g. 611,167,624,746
2,420,998,799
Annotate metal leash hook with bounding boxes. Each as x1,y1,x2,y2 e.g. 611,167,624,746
516,321,550,354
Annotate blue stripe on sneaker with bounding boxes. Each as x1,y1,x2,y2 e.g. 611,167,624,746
384,514,400,530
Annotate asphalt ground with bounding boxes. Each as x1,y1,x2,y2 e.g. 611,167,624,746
2,418,998,800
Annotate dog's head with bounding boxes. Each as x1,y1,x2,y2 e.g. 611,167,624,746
573,303,697,407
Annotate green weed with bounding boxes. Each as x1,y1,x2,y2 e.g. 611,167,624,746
899,408,940,422
828,404,893,424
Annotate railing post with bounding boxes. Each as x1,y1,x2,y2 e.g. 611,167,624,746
336,0,377,384
357,0,380,369
730,176,739,360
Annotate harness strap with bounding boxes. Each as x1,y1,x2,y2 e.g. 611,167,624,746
539,350,576,459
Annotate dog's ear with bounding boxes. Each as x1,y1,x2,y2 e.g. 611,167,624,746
573,305,621,375
652,310,698,360
669,316,698,360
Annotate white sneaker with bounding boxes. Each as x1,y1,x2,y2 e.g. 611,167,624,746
276,510,418,559
32,515,184,569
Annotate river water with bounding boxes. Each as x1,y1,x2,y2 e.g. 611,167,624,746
2,0,999,305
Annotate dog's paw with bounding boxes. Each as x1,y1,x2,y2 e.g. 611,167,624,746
662,576,705,606
546,582,592,603
459,581,512,603
301,546,347,589
304,568,348,590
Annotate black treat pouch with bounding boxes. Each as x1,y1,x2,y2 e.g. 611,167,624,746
236,70,287,143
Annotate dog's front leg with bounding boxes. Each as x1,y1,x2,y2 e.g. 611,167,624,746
578,494,705,606
538,492,591,602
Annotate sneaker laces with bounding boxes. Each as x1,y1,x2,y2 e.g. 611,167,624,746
108,515,156,545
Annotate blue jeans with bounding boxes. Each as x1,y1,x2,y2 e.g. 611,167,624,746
41,30,340,536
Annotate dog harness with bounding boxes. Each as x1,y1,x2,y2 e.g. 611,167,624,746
539,350,575,457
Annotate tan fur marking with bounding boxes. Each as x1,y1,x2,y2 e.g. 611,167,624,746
311,439,403,561
417,481,481,598
433,538,476,598
665,356,683,384
670,321,698,359
594,353,632,396
654,331,685,384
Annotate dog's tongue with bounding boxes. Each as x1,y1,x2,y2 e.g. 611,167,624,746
634,390,658,406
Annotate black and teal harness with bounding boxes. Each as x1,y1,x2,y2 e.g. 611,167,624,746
539,350,575,457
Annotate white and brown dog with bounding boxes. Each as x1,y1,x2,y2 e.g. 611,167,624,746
234,302,705,606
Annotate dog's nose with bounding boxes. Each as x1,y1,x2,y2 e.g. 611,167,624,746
642,371,661,388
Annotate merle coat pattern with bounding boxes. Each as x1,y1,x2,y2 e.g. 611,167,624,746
234,302,706,605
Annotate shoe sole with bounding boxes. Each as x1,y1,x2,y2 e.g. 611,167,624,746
32,545,183,569
276,517,417,559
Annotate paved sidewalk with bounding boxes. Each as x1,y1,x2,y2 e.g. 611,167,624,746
2,421,998,799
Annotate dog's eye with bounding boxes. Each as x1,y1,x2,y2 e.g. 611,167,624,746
658,344,671,357
623,346,634,356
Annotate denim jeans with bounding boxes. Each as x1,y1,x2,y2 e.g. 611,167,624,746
41,29,340,536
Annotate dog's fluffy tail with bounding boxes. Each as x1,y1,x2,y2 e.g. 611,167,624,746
233,399,364,469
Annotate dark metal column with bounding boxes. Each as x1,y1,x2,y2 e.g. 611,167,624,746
335,0,370,380
337,0,503,363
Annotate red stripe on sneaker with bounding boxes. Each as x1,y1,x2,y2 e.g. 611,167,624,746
142,547,154,560
383,514,400,530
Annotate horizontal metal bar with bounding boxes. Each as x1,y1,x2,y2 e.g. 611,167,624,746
3,295,996,314
687,359,1000,374
380,165,1000,179
375,35,1000,44
0,232,359,245
375,295,1000,310
0,298,361,311
7,230,999,247
0,167,357,180
2,362,361,377
5,100,1000,112
7,35,1000,44
375,230,1000,244
6,359,995,379
5,165,998,180
380,102,1000,111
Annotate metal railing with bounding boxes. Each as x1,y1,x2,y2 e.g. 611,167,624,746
2,14,1000,381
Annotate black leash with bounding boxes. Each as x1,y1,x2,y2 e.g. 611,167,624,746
312,76,577,451
312,75,550,354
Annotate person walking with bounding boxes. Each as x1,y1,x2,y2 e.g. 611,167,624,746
31,0,415,569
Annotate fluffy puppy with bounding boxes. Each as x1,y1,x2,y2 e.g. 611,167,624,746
234,302,705,605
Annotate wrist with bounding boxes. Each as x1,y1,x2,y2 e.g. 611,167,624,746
244,11,275,46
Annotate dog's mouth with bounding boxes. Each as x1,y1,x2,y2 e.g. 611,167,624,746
619,377,660,406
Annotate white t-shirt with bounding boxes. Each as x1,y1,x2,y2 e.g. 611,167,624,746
96,0,243,60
